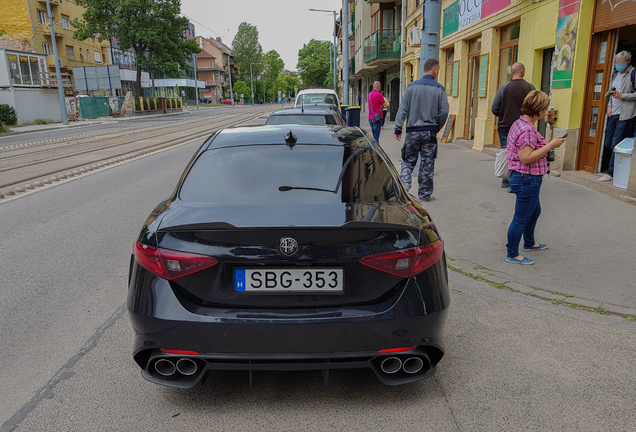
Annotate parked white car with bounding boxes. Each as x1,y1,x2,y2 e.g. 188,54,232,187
294,89,340,109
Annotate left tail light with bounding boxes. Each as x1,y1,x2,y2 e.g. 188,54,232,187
134,241,218,280
359,239,444,278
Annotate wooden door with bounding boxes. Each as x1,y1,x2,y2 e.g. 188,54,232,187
577,31,616,173
464,53,480,139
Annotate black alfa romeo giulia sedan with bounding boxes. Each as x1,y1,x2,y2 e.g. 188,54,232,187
127,124,450,388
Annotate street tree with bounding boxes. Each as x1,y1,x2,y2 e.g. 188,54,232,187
232,23,263,82
297,40,332,87
264,50,284,84
73,0,201,97
232,80,251,101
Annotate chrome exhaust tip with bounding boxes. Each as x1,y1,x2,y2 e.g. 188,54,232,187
402,357,424,374
154,359,176,376
176,358,198,376
380,357,402,374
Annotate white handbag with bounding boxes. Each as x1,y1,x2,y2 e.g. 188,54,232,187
495,148,510,179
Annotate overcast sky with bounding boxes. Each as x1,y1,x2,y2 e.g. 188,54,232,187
181,0,342,71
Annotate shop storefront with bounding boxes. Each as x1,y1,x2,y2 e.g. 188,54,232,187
437,0,596,174
577,0,636,174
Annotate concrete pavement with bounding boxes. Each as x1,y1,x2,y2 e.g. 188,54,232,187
378,121,636,311
1,116,634,431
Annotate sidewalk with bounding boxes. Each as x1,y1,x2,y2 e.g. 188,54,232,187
377,120,636,312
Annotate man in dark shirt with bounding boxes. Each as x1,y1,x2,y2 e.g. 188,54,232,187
492,63,535,190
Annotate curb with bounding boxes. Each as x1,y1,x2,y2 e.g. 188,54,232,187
447,258,636,321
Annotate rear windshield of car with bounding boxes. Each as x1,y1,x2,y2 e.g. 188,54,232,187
297,93,338,105
180,145,399,204
266,114,338,125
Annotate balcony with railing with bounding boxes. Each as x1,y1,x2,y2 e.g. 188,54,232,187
11,72,73,88
363,29,401,65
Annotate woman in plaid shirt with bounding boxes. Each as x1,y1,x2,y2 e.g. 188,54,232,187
506,91,567,265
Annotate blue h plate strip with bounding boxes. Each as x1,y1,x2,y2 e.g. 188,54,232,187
235,269,246,291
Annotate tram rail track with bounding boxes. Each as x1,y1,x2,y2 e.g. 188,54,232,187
0,106,276,196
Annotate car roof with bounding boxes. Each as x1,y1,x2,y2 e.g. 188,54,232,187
297,89,338,95
270,108,337,116
204,125,371,149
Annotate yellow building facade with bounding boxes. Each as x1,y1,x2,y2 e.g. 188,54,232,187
0,0,110,78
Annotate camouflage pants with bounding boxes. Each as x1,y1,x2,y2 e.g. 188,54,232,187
400,131,437,200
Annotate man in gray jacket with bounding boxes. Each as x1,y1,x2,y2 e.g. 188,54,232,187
599,51,636,182
394,58,449,201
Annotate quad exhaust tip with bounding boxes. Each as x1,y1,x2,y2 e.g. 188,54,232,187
380,357,402,374
176,358,198,376
154,359,176,376
402,357,424,374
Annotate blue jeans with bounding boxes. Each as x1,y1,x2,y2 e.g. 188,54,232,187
607,116,636,176
506,171,543,258
369,118,382,143
498,129,509,149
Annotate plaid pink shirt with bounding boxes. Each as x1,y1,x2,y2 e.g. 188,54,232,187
507,116,549,176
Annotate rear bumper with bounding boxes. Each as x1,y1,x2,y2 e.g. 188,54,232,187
127,259,450,387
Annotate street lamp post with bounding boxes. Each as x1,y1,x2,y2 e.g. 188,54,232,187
309,8,337,93
46,0,68,125
193,52,199,109
250,62,262,105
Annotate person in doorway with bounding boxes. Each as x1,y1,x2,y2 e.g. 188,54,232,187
505,91,566,265
599,51,636,182
381,91,389,130
368,81,386,143
492,62,536,191
358,93,362,107
394,58,449,202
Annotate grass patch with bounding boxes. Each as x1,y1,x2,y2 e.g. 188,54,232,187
34,118,49,125
533,287,574,298
201,103,226,107
473,265,488,270
446,256,456,262
551,300,610,316
447,264,513,291
0,123,11,133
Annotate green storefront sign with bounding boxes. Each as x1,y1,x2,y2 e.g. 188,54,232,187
443,0,460,38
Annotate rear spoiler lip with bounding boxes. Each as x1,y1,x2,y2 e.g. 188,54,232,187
156,221,418,232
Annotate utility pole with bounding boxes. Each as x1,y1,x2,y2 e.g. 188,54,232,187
399,0,406,97
343,5,349,105
250,62,261,105
309,9,337,93
193,53,199,109
420,0,441,78
227,53,234,106
46,0,68,125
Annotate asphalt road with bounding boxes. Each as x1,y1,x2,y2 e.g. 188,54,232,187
1,119,635,431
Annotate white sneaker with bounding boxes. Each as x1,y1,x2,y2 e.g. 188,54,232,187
598,174,613,182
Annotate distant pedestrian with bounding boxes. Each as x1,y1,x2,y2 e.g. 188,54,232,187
492,63,535,191
367,81,386,143
505,90,566,265
394,58,449,202
358,93,361,106
381,91,389,130
599,51,636,182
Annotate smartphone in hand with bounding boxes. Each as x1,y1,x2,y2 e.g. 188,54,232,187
561,133,568,139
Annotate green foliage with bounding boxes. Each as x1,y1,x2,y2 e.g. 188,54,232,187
297,40,333,87
73,0,201,96
233,81,251,99
0,104,17,125
232,22,264,82
0,123,11,133
264,50,284,84
34,119,49,125
0,28,7,36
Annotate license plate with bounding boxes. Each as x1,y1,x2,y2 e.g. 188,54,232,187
234,269,343,293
